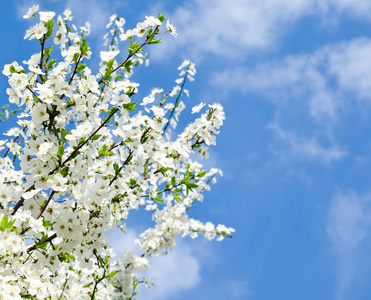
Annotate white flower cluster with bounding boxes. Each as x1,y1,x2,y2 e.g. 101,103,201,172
0,5,234,299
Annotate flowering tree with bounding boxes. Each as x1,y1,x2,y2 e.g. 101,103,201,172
0,5,234,299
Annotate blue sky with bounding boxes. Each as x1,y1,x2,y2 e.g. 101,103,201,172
2,0,371,299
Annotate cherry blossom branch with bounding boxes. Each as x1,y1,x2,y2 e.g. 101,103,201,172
98,25,160,85
162,64,189,135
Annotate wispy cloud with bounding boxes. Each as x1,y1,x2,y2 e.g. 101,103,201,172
151,0,312,61
327,191,371,300
327,191,371,249
211,50,338,120
327,38,371,100
268,120,346,163
228,279,252,299
210,38,371,163
150,0,371,62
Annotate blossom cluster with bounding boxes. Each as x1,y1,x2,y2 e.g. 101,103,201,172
0,5,234,299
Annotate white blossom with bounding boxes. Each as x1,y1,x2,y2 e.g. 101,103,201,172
0,7,233,299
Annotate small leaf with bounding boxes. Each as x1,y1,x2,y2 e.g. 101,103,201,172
77,63,86,72
92,134,102,141
174,193,182,203
57,145,64,159
154,196,163,204
47,59,56,70
147,39,161,45
106,271,117,279
158,13,165,23
22,294,37,299
197,170,207,177
113,163,120,174
45,19,54,38
99,144,108,157
144,166,149,176
123,102,137,111
60,167,68,177
160,167,172,175
124,61,133,73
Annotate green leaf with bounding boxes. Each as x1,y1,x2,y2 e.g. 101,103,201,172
44,19,54,38
124,61,133,73
106,271,117,279
103,69,112,81
184,181,198,196
186,164,192,177
37,235,49,250
158,13,165,23
78,137,86,145
45,46,53,57
73,53,80,63
123,102,137,111
0,214,8,230
129,178,137,186
42,219,53,228
141,136,149,144
61,129,70,143
59,252,76,262
92,134,102,141
105,58,115,69
57,145,64,159
197,170,207,177
47,59,56,70
147,39,161,45
77,63,86,73
174,193,182,203
60,167,68,177
185,182,198,189
21,294,37,299
128,41,141,54
113,163,120,174
80,36,89,55
144,166,149,176
71,149,80,159
99,144,108,157
9,65,17,73
160,167,172,175
107,106,118,115
154,196,163,204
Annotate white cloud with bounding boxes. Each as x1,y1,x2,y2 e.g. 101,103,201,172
228,279,252,298
209,38,371,163
107,228,142,258
327,191,371,249
318,0,371,17
211,50,339,120
152,0,312,61
140,238,202,300
327,191,371,300
268,120,346,163
107,229,203,300
327,38,371,99
149,0,371,61
212,37,371,112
